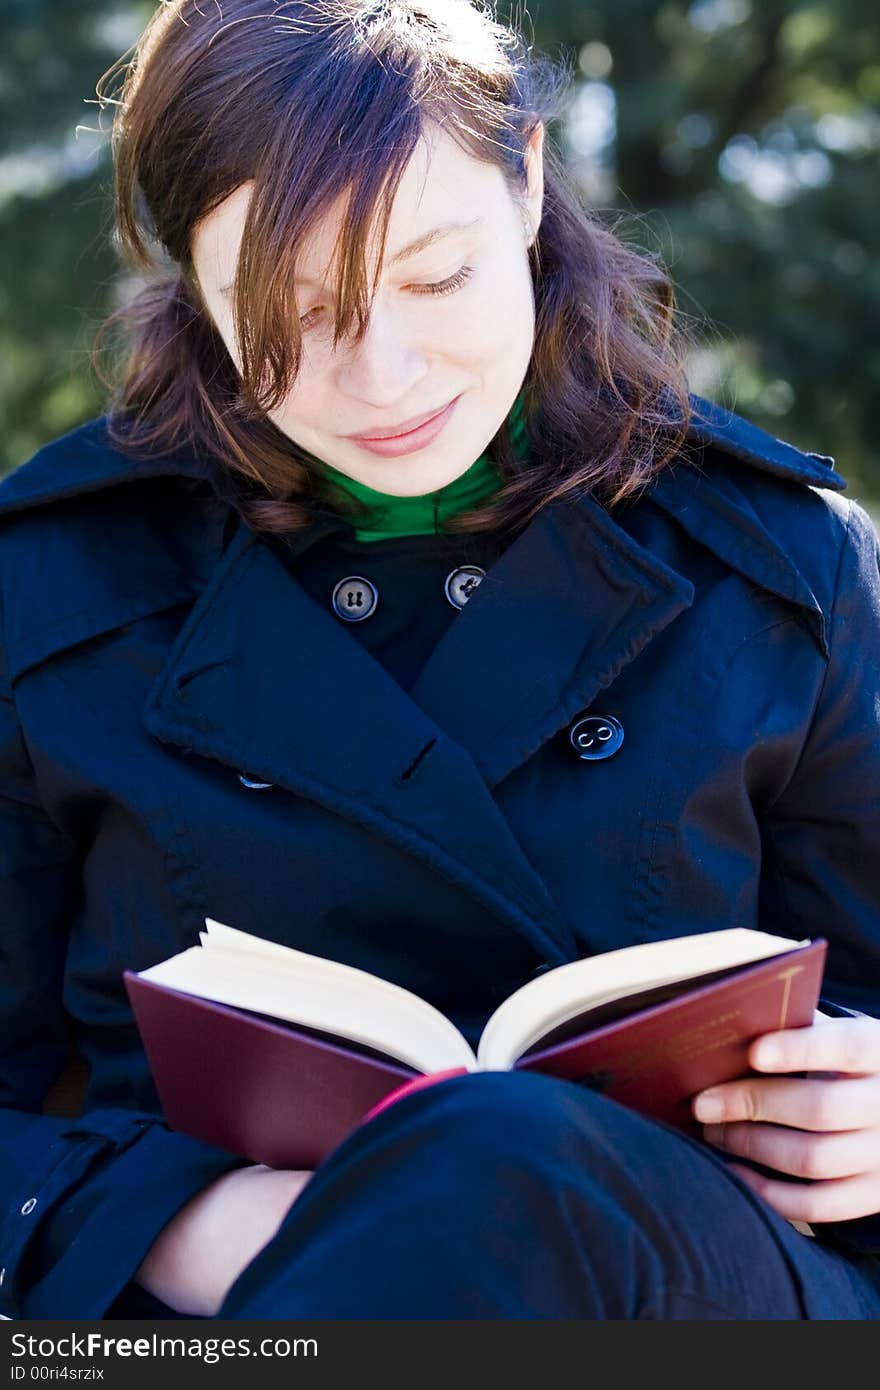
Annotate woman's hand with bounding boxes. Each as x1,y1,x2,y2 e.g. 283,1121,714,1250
134,1164,313,1316
691,1013,880,1224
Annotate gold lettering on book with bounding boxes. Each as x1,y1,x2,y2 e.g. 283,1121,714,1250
571,962,812,1092
593,1010,745,1088
776,965,804,1029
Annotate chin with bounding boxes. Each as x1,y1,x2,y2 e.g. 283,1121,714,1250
358,455,475,495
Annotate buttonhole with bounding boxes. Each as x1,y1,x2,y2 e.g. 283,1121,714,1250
397,738,438,783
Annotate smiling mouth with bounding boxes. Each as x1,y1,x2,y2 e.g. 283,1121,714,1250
350,397,459,441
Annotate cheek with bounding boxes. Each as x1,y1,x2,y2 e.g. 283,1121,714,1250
270,371,327,439
467,259,535,352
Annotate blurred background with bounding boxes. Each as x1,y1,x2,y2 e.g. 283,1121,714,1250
1,0,878,503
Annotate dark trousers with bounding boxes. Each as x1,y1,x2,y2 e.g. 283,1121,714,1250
107,1071,880,1320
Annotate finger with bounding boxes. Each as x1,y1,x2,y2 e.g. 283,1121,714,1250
703,1120,880,1180
748,1017,880,1076
692,1074,880,1131
725,1164,880,1225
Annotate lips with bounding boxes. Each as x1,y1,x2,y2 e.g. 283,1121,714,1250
349,397,457,441
346,395,462,458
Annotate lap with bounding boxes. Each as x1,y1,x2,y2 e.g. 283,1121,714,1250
107,1071,880,1319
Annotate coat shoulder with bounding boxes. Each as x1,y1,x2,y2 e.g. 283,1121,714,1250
646,395,867,656
685,394,857,561
0,415,213,521
0,419,222,689
684,392,845,494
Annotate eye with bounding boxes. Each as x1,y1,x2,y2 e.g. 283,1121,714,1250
410,264,476,297
299,264,475,330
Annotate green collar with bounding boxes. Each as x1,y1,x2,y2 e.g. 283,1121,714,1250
315,389,529,541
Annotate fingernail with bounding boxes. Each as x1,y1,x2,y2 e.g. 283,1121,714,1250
753,1041,781,1067
693,1094,724,1123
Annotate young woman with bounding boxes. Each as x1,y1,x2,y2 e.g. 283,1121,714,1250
1,0,879,1321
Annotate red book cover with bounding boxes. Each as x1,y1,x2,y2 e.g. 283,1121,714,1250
513,939,827,1136
123,972,416,1169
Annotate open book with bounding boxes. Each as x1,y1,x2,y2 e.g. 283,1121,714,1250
123,921,826,1169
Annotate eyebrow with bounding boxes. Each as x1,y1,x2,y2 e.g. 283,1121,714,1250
218,217,485,295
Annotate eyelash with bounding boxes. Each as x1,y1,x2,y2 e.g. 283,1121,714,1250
412,263,475,297
300,264,475,329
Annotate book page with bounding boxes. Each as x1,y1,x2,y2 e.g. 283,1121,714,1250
477,929,809,1070
137,918,479,1074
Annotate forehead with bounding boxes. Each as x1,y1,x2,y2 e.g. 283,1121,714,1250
192,124,500,288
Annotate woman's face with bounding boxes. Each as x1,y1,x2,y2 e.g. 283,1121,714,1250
192,121,544,495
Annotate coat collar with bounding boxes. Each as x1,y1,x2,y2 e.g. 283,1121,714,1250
0,399,845,966
648,395,845,660
0,416,212,517
0,392,845,516
684,393,843,492
0,397,844,665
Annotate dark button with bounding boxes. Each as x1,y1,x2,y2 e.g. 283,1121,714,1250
332,575,379,622
445,565,486,610
569,713,624,761
239,773,275,790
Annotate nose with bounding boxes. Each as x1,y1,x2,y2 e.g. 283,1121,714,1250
336,297,428,405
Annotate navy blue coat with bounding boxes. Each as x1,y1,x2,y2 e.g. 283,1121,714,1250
1,396,879,1319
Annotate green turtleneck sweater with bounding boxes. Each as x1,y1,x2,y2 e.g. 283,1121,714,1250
315,389,529,540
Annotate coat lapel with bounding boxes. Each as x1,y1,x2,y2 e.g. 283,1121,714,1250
142,500,693,966
409,492,695,787
142,515,576,964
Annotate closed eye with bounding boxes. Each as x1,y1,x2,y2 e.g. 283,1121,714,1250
300,264,475,330
410,264,475,297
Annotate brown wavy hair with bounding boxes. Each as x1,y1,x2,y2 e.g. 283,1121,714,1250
92,0,695,538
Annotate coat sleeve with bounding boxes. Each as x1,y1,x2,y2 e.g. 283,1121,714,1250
0,610,248,1321
762,496,880,1254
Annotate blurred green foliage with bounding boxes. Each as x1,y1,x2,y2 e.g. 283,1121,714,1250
1,1,878,495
